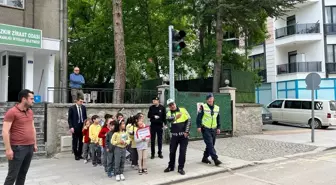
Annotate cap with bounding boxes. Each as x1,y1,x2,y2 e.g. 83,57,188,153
167,99,175,105
152,97,159,101
206,93,214,100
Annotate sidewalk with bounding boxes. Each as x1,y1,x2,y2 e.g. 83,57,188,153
0,135,328,185
0,145,253,185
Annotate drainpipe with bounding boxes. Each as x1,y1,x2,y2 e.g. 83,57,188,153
59,0,68,103
63,0,68,102
322,0,329,78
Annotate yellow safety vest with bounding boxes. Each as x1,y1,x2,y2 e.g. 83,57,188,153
166,107,190,124
202,104,219,129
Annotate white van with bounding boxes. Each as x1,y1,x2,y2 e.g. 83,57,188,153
267,99,336,129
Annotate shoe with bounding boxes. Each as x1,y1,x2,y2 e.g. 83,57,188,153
158,154,163,159
202,158,211,164
116,175,120,181
214,159,222,166
79,156,84,159
107,172,113,178
164,167,174,173
151,155,155,159
93,164,97,167
84,160,88,164
178,169,186,175
120,174,125,181
143,169,148,174
131,165,135,168
138,169,143,175
75,156,80,160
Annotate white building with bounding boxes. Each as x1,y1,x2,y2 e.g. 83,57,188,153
251,0,336,104
0,1,62,102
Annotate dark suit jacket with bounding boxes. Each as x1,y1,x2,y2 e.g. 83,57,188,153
68,104,87,131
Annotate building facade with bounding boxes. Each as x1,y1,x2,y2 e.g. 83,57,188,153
0,0,61,102
251,0,336,105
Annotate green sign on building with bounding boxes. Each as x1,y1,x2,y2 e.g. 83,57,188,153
0,24,42,48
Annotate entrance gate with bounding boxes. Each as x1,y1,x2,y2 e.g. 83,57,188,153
165,90,233,139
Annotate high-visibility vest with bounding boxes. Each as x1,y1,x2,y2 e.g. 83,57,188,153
166,107,189,124
202,104,219,129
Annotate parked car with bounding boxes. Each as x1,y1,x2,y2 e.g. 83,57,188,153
262,105,272,124
267,99,336,129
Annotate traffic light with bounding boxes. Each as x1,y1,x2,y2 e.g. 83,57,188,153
171,29,186,55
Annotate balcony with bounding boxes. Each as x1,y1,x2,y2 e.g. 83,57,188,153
277,61,322,75
275,23,321,47
326,63,336,74
258,69,267,82
325,24,336,35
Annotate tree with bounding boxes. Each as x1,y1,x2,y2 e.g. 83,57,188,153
112,0,127,103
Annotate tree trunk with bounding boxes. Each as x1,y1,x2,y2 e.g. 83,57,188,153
213,0,223,92
112,0,127,103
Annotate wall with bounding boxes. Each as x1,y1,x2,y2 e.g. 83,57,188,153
34,0,60,39
277,78,336,100
46,103,152,155
0,6,24,26
235,104,263,136
249,45,264,56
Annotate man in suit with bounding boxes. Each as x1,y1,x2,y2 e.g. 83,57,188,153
68,96,87,160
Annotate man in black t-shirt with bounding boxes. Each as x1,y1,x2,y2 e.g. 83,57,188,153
147,97,166,159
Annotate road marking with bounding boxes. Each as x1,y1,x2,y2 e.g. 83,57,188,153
235,173,281,185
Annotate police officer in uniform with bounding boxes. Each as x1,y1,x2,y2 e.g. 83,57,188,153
196,93,222,166
164,99,191,175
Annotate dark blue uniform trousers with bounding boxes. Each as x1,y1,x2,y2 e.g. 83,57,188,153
202,127,218,160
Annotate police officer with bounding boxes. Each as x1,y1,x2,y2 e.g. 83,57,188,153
164,99,191,175
196,93,222,166
147,97,166,159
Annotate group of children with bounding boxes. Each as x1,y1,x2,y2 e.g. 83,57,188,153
81,112,150,181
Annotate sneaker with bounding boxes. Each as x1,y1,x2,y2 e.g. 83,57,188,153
107,172,113,178
120,174,125,181
116,175,120,181
201,158,211,164
84,160,88,164
138,169,143,175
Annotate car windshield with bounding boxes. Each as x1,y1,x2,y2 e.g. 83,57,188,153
262,105,270,114
330,101,336,111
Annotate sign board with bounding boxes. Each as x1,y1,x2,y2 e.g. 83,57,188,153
136,126,151,138
0,23,42,48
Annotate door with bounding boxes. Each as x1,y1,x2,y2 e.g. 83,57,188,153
7,55,23,102
267,100,284,122
288,51,297,73
0,52,8,102
282,100,303,124
287,15,296,35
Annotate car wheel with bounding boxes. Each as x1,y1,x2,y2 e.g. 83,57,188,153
308,119,322,129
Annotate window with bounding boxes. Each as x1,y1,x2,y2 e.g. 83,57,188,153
284,101,302,109
268,100,284,109
329,101,336,111
325,6,336,34
0,0,24,8
302,101,323,110
250,54,265,69
327,45,336,63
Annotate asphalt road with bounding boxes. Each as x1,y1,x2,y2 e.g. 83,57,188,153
175,149,336,185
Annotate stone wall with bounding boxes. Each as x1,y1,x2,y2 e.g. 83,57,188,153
46,103,151,155
235,103,262,136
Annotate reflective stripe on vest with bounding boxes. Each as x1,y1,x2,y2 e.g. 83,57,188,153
202,104,219,129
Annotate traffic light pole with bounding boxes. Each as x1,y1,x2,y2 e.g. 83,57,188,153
168,25,175,101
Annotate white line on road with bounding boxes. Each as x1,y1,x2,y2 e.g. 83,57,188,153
234,173,281,185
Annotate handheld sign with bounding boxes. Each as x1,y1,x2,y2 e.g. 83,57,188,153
305,72,321,143
136,126,151,139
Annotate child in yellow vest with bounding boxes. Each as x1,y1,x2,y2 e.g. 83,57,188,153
89,115,102,167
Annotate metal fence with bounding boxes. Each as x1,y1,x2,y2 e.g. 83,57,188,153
47,87,158,104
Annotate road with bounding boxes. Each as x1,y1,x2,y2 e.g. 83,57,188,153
175,149,336,185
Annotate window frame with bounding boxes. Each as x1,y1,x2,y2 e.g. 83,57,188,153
284,100,302,109
327,44,336,63
250,53,265,70
0,0,25,9
268,100,284,109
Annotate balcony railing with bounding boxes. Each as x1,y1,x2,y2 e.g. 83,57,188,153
326,63,336,73
277,61,322,75
275,23,320,39
325,24,336,35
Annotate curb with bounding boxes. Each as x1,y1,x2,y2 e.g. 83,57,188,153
156,163,255,185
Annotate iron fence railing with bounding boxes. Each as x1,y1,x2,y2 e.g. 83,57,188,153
277,61,322,75
275,23,320,39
